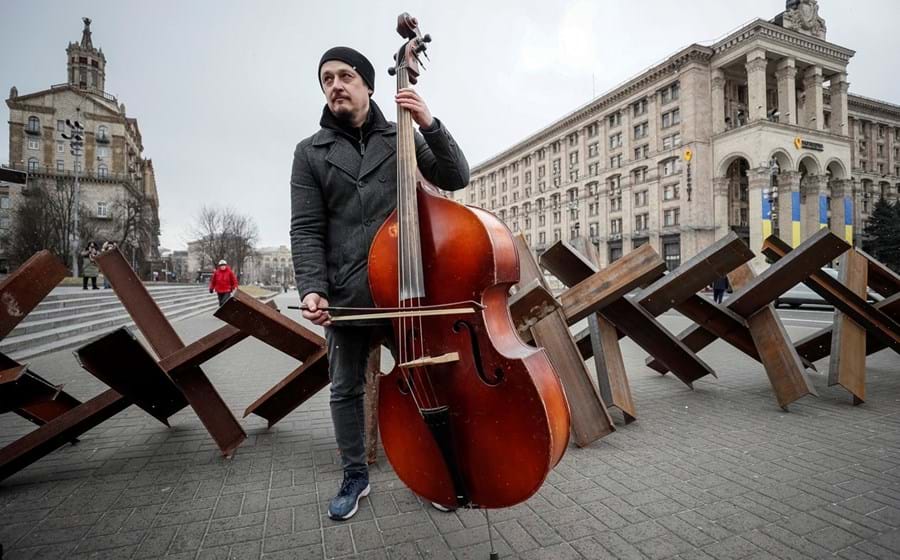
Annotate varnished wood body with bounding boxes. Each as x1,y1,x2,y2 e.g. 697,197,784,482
368,184,570,508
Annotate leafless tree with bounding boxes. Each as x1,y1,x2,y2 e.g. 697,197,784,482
191,205,259,280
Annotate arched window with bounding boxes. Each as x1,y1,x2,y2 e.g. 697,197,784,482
27,158,39,172
97,125,108,141
98,164,108,178
26,116,40,133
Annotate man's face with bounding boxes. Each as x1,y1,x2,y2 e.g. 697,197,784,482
219,265,226,270
320,60,371,125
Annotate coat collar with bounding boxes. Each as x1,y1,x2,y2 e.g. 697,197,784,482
314,100,397,180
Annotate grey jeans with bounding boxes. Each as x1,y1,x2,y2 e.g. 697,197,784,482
325,324,394,475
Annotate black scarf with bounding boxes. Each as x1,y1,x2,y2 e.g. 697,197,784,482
319,99,390,153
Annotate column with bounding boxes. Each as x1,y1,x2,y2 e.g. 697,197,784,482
748,166,770,266
711,68,726,134
713,176,730,238
777,170,801,247
830,72,849,136
745,50,768,122
829,179,854,244
775,58,797,125
802,65,824,131
801,174,827,240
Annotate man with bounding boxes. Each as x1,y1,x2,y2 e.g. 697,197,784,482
291,46,469,521
209,259,238,306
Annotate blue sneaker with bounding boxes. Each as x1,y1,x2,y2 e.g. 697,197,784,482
328,472,370,520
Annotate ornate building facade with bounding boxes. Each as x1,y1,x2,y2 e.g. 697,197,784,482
4,18,161,273
450,1,899,269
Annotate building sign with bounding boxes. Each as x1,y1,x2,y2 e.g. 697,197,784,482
794,136,824,151
685,161,693,201
683,149,692,162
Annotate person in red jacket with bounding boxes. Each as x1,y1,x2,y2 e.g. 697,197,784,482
209,259,238,306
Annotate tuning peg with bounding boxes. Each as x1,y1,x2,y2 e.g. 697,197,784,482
422,34,432,43
387,67,397,76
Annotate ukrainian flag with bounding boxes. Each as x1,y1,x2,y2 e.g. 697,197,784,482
791,191,801,247
762,192,772,239
844,197,853,244
819,195,828,230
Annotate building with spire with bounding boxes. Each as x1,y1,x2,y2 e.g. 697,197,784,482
451,0,899,269
3,17,160,274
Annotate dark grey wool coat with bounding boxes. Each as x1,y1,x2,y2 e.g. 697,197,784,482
290,101,470,314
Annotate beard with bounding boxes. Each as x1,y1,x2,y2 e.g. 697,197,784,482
331,103,356,125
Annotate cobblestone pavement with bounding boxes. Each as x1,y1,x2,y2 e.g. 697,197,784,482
0,292,898,559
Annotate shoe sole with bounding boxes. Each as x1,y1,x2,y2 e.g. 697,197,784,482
330,484,370,520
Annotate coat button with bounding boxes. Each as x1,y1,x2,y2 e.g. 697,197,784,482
358,180,366,188
364,219,373,226
378,176,386,183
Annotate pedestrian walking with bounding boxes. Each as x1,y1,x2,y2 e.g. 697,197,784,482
713,275,730,304
209,259,238,306
100,240,117,288
81,241,100,290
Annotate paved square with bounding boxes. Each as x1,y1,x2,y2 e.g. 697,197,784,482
1,293,898,559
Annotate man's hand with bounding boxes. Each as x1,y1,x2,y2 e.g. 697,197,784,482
302,293,332,327
395,88,434,129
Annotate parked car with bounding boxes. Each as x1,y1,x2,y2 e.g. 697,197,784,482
775,267,883,309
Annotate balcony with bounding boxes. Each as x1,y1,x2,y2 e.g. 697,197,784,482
24,126,41,136
9,162,136,185
96,134,110,144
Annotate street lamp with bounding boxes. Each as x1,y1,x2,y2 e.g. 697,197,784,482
61,111,84,276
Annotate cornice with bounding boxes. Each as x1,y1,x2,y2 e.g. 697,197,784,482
472,45,713,173
847,94,900,120
712,19,854,65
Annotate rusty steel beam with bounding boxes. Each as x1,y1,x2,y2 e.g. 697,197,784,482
95,249,184,358
244,348,330,427
559,244,667,325
215,289,323,361
95,249,246,456
516,234,615,445
761,238,900,353
159,324,248,374
0,389,129,481
828,251,868,404
509,279,560,343
0,250,68,339
638,232,754,317
728,229,849,318
539,240,599,288
796,292,900,362
75,328,186,426
856,248,900,298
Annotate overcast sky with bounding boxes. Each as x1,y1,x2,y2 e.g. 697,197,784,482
3,1,899,251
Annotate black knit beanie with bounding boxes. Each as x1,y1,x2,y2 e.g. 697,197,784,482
318,46,375,93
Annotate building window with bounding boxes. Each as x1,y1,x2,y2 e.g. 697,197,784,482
633,122,648,139
97,125,108,141
27,158,38,172
569,151,579,165
552,159,561,175
57,141,64,153
663,183,680,200
662,133,681,149
610,154,622,168
553,229,561,242
662,108,681,128
610,195,622,212
586,122,600,137
97,146,109,159
635,213,649,231
634,190,648,208
0,216,9,230
539,214,546,226
664,208,680,226
551,141,561,154
661,158,681,176
588,143,599,158
98,164,108,177
26,116,40,133
609,132,622,149
609,243,623,262
632,167,648,184
610,218,622,234
633,144,649,160
27,138,40,151
568,132,578,146
660,82,680,105
608,112,622,128
57,120,65,132
97,201,108,217
539,231,546,244
633,98,648,117
0,195,9,209
588,162,600,176
57,160,65,171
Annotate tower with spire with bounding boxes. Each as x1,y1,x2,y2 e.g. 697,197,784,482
66,17,107,92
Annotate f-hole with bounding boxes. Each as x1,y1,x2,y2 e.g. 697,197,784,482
452,320,503,386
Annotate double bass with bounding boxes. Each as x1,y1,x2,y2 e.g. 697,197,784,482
367,13,571,509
